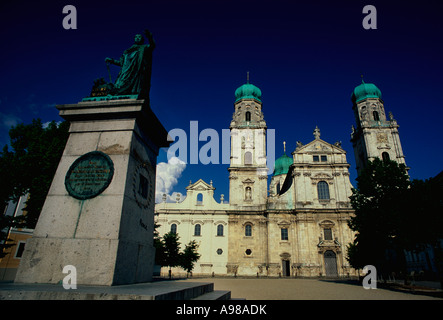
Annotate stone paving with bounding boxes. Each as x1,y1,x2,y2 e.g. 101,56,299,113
185,277,442,300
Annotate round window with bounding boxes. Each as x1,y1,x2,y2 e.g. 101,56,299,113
216,248,223,255
245,249,252,256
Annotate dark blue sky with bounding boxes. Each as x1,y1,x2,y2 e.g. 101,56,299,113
1,0,442,202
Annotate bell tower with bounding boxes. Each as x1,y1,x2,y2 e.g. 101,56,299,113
350,79,407,174
228,78,268,208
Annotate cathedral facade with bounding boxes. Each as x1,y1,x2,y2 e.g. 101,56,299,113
155,79,405,278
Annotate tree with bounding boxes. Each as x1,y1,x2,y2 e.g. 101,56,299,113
0,145,16,210
180,240,201,277
1,119,69,258
154,228,201,279
402,173,443,286
347,158,411,276
162,231,181,279
0,119,69,228
403,175,443,249
153,222,166,267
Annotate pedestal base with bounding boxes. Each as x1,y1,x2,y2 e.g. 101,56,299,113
15,99,169,286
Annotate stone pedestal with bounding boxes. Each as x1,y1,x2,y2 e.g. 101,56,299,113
15,99,169,286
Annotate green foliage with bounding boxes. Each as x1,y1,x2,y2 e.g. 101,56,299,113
162,231,181,269
348,158,443,277
347,158,410,271
153,222,166,266
154,229,201,277
180,240,201,274
402,176,443,248
0,119,69,228
0,145,14,209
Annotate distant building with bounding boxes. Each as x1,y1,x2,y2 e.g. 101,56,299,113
0,195,33,281
155,80,396,278
350,79,408,173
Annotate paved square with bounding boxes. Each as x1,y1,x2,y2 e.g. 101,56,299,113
184,278,442,300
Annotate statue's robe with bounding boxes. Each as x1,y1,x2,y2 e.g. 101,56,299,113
113,43,153,98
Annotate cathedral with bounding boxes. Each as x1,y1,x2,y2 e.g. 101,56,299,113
154,78,406,278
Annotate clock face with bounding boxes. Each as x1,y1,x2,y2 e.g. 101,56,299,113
377,133,388,143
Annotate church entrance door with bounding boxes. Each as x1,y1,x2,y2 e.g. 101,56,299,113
282,260,290,277
324,250,338,277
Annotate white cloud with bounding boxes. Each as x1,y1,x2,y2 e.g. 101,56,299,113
42,121,62,129
0,112,22,129
155,156,186,203
164,192,186,203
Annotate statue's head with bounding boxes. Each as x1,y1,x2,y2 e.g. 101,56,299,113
134,34,144,44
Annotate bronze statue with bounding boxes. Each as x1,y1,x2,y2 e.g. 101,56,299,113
104,30,155,99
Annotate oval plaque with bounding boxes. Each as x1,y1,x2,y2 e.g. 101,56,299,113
65,151,114,200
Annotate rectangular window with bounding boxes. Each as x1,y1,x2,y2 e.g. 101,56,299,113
281,228,288,241
324,228,333,240
313,155,319,162
321,155,327,162
15,242,26,258
317,181,330,200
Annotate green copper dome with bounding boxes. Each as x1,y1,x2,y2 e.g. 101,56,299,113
351,81,382,103
273,153,292,176
235,83,262,102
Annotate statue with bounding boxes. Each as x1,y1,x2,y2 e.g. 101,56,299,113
313,126,321,140
102,30,155,99
85,30,155,101
245,187,252,201
334,141,342,148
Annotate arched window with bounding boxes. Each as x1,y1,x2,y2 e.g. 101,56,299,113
382,152,390,162
217,224,224,236
245,224,252,237
244,151,252,165
276,182,281,195
170,223,177,234
194,224,201,236
197,193,203,204
373,111,380,121
317,181,330,200
245,111,251,122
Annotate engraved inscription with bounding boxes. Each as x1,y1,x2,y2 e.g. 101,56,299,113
65,151,114,200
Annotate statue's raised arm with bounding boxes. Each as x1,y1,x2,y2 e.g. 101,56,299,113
144,29,156,50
